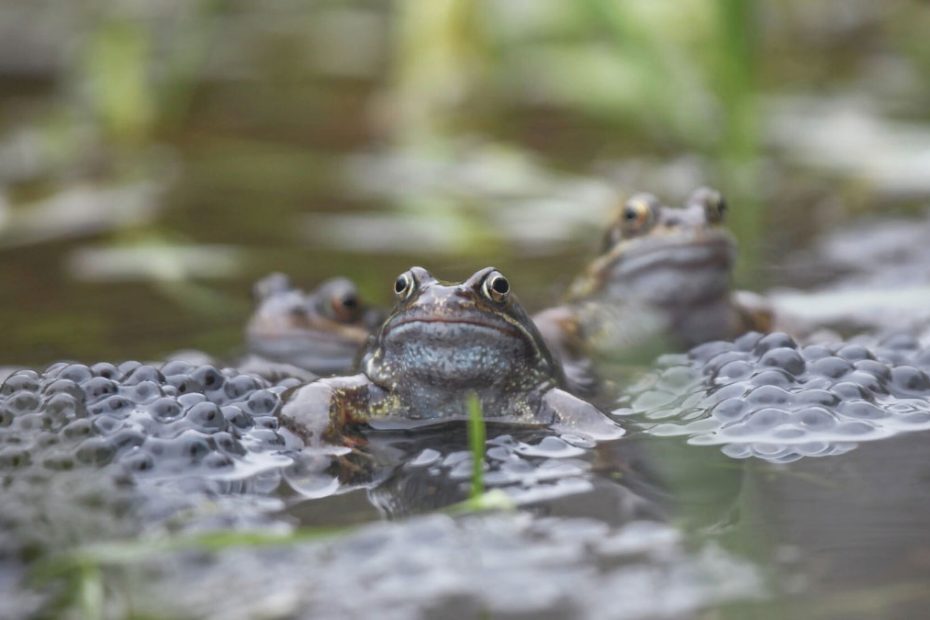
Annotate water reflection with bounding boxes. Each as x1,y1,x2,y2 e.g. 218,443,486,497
733,431,930,618
282,425,665,524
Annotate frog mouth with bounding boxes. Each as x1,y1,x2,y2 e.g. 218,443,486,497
610,235,734,277
370,312,553,386
250,322,368,342
247,326,363,375
385,317,523,339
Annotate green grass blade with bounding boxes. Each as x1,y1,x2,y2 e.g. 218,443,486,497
466,392,486,499
79,561,104,620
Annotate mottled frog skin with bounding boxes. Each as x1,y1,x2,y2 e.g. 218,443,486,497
245,273,382,377
544,188,771,360
280,267,623,442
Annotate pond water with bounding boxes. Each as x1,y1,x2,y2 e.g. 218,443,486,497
2,2,930,619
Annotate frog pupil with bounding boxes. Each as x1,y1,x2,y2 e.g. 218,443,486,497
395,276,408,295
491,276,509,295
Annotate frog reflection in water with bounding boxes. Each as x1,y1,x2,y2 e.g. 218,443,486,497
244,273,382,377
280,267,622,443
536,188,772,367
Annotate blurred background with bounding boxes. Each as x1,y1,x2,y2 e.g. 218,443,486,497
1,0,929,365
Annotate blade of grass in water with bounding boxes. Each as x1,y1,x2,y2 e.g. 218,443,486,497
32,527,349,619
467,392,485,499
715,0,763,286
78,561,104,620
443,393,515,513
32,527,347,584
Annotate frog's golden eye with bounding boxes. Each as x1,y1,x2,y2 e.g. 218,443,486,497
687,187,727,224
618,193,659,236
482,271,510,303
394,271,415,300
316,278,363,322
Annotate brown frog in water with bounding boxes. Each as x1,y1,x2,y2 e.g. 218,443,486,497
280,267,623,444
536,188,771,368
242,273,383,379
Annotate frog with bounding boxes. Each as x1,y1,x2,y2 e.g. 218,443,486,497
279,267,624,444
536,188,772,369
243,273,383,379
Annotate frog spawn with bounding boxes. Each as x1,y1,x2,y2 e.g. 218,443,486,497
409,434,595,503
0,360,303,561
614,332,930,463
282,430,612,514
0,360,625,542
126,513,760,620
0,361,297,477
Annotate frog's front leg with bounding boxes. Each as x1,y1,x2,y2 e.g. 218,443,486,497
731,290,774,335
540,388,625,442
279,374,377,446
533,305,601,397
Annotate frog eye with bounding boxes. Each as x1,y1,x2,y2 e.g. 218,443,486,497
704,193,727,224
330,291,361,322
394,271,415,300
619,194,659,236
482,271,510,303
253,272,291,301
705,197,726,224
688,187,727,224
341,293,358,310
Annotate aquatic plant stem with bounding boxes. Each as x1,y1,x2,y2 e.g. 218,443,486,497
715,0,763,286
466,392,486,499
78,560,104,620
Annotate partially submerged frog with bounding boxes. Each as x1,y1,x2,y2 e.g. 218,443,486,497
244,273,382,377
537,188,771,367
280,267,623,443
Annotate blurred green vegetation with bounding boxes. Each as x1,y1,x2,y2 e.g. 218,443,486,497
0,0,929,363
75,0,221,145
